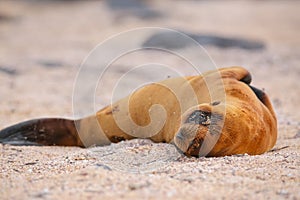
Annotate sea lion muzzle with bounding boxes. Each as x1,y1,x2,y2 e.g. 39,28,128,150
174,106,220,157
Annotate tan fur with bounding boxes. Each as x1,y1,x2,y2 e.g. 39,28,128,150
89,66,277,156
0,67,277,157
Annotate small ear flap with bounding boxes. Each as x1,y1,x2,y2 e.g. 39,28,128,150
220,67,252,84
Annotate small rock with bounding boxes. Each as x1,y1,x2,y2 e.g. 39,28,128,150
33,188,49,198
128,181,150,190
25,162,37,165
95,163,112,171
37,60,64,68
276,189,289,197
0,66,18,75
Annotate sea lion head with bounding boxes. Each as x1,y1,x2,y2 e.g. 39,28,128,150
174,102,224,157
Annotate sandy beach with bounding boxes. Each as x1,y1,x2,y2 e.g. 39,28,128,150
0,0,299,199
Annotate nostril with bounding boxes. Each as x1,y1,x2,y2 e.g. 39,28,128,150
176,131,184,140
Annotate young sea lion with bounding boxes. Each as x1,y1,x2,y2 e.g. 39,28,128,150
0,67,277,157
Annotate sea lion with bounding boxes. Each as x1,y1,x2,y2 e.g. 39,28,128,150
0,67,277,157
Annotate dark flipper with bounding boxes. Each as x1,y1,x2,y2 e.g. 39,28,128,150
249,85,266,104
0,118,83,147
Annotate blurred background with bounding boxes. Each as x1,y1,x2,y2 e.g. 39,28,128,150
0,0,299,135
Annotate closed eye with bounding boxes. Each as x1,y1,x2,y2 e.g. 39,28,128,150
185,110,211,125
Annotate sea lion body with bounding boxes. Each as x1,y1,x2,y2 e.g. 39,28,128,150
0,67,277,157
